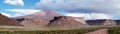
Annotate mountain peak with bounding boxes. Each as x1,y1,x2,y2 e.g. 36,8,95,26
33,10,60,16
34,11,46,16
14,10,61,20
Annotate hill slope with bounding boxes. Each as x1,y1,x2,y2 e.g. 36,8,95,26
47,16,87,27
0,13,21,26
14,10,61,27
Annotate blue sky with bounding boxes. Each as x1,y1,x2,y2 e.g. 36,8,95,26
0,0,120,20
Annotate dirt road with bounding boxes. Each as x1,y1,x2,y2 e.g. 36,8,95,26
85,28,108,34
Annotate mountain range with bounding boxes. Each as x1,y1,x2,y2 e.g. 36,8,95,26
0,10,120,27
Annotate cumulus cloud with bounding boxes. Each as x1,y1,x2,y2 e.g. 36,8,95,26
4,0,24,6
0,12,24,17
0,12,11,17
66,13,112,20
36,0,120,14
12,13,23,17
7,9,41,15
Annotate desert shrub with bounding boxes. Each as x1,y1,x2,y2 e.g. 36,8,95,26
108,27,120,34
0,28,101,34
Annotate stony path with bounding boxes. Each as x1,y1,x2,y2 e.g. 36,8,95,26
85,28,108,34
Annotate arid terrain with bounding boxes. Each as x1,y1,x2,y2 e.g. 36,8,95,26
0,11,120,34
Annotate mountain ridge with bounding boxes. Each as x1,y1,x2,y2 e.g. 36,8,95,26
0,13,22,26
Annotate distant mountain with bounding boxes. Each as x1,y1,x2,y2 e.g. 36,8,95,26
46,16,87,27
115,20,120,25
14,10,61,27
12,10,120,27
14,10,61,20
0,13,21,26
13,10,88,27
86,19,117,25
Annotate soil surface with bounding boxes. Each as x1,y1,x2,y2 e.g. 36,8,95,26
85,28,108,34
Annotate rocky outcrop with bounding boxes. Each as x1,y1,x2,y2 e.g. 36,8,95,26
0,13,21,26
13,10,61,27
86,19,117,25
46,16,87,27
18,18,49,27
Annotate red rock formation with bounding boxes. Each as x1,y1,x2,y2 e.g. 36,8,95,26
20,18,49,27
13,10,87,27
46,16,86,27
14,10,61,27
14,10,61,20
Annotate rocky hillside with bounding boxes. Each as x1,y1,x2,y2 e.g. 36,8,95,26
0,13,21,26
14,10,61,20
86,19,117,25
46,16,87,27
13,10,87,27
14,10,61,27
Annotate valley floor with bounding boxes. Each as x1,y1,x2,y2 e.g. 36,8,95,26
0,25,119,34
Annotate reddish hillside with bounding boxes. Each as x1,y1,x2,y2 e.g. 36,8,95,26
14,10,61,20
14,10,61,27
0,13,21,26
46,16,87,27
13,10,87,27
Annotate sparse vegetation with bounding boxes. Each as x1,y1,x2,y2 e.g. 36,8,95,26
0,27,101,34
1,26,120,34
108,27,120,34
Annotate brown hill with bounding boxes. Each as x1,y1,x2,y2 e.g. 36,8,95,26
14,10,61,27
14,10,61,20
0,13,21,26
46,16,87,27
15,18,49,27
13,10,87,27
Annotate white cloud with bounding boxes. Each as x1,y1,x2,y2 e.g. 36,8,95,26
66,13,112,20
0,12,23,17
4,0,24,6
12,13,23,17
0,9,42,17
7,9,41,15
0,12,11,17
36,0,120,14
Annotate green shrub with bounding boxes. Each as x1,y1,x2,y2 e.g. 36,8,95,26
108,27,120,34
